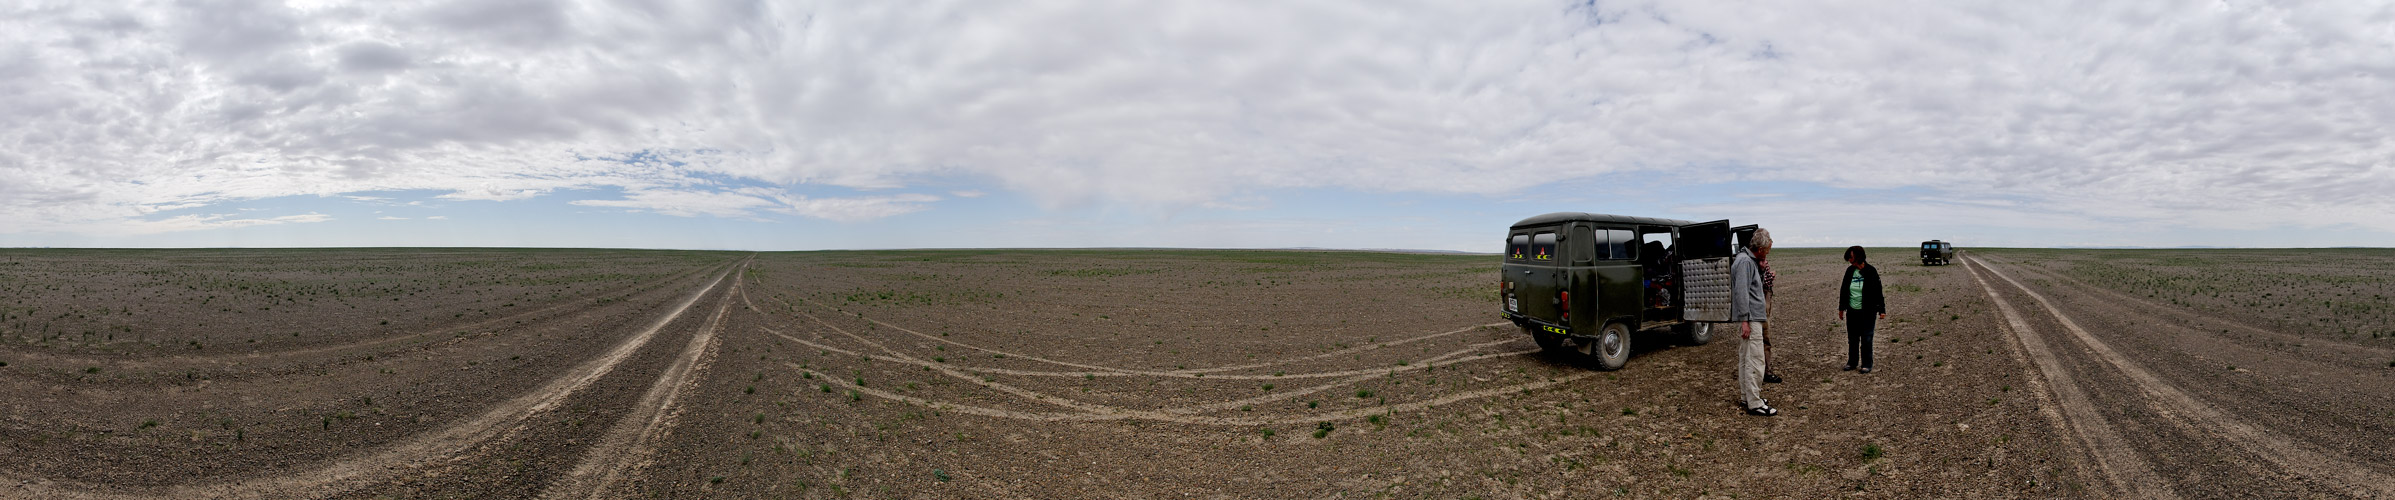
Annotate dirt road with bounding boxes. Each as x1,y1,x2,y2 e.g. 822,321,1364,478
1966,253,2395,498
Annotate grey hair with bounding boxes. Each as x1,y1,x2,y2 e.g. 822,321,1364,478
1749,227,1773,250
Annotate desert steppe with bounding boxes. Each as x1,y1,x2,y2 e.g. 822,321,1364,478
2,248,2389,498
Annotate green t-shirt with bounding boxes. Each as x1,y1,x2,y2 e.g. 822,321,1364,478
1847,270,1866,310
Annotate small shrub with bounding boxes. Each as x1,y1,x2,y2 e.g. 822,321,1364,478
933,469,951,482
1307,400,1320,409
1313,422,1335,439
1355,389,1374,399
1621,407,1637,416
1862,443,1884,461
1260,428,1276,438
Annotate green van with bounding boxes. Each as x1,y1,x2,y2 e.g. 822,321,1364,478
1920,240,1956,266
1498,213,1738,370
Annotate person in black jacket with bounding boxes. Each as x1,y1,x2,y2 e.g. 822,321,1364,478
1837,246,1887,373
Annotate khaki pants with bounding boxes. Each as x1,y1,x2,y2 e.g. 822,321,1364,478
1738,321,1768,409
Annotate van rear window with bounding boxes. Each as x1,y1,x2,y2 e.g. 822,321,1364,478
1531,233,1557,261
1508,234,1530,260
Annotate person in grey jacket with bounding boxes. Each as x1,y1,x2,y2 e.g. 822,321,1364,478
1731,228,1776,416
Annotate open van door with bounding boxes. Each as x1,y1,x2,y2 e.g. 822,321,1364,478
1677,220,1734,323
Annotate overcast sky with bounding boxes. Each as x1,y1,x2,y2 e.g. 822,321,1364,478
3,1,2391,251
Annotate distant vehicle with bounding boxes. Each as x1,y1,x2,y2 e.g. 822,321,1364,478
1498,213,1739,370
1921,240,1956,265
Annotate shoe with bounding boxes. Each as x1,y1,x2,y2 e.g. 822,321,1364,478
1842,365,1856,371
1859,367,1873,374
1764,373,1783,384
1745,404,1778,416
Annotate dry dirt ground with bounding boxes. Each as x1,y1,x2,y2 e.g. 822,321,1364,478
0,248,2388,499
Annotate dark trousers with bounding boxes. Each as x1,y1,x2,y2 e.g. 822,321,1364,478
1846,314,1876,369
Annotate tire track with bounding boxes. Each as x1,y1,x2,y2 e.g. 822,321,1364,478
1,263,718,373
1975,253,2394,359
1975,255,2395,498
794,360,1593,427
752,285,1554,423
541,258,748,500
1964,256,2175,499
772,292,1506,378
4,263,742,500
755,289,1503,380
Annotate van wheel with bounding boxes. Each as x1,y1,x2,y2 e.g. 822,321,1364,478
1678,322,1712,346
1577,323,1631,371
1529,327,1564,352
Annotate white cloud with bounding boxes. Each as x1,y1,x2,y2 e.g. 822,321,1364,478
377,216,407,220
113,213,333,235
2,1,2392,242
426,215,447,220
569,187,939,222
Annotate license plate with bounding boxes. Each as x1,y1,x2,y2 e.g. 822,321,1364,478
1506,297,1517,311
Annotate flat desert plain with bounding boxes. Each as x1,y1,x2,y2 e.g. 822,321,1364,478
1,248,2389,498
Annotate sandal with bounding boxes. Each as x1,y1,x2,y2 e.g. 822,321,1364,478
1745,405,1778,416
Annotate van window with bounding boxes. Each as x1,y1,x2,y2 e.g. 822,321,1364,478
1531,232,1557,262
1509,234,1530,260
1642,230,1673,264
1607,229,1635,260
1571,226,1596,264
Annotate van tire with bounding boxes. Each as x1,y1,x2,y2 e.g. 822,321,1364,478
1679,322,1712,346
1530,327,1564,352
1580,322,1632,371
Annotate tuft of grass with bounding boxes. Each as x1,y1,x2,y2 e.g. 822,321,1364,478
139,419,160,429
1261,383,1274,391
1355,388,1374,398
1307,400,1320,409
847,390,862,402
1313,421,1335,439
933,469,951,482
1621,407,1637,416
1259,428,1276,438
709,476,725,485
1862,443,1884,461
819,383,831,393
85,366,101,374
744,385,756,395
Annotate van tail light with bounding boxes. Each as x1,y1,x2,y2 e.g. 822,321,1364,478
1559,291,1571,322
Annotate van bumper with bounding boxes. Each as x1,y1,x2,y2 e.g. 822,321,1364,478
1502,311,1571,336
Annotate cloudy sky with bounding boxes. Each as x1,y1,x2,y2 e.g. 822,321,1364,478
3,1,2391,251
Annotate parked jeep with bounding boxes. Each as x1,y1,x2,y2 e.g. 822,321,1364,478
1498,213,1740,370
1920,240,1956,266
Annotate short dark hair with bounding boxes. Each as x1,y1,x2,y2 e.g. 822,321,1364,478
1844,246,1868,265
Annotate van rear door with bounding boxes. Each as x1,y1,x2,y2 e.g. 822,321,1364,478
1502,228,1569,332
1676,220,1734,323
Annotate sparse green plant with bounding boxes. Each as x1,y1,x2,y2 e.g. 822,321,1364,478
1862,443,1884,461
1355,388,1373,398
1313,421,1334,438
1308,400,1320,409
